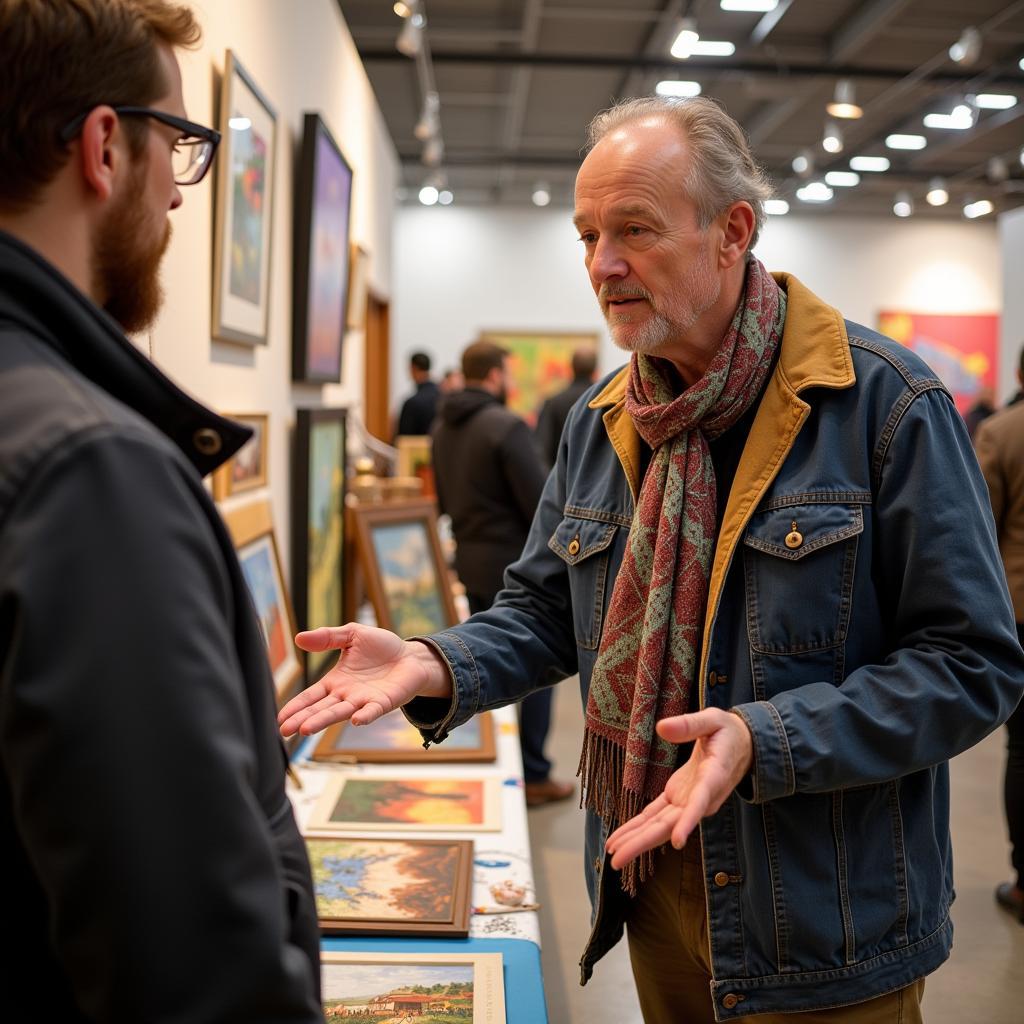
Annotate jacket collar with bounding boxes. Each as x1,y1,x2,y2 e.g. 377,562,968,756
0,230,249,476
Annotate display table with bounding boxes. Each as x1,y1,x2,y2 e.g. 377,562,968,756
288,704,549,1022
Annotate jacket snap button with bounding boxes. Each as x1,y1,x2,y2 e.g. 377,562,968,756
708,671,718,687
784,520,803,549
568,536,581,556
722,993,740,1010
193,427,223,456
714,871,730,887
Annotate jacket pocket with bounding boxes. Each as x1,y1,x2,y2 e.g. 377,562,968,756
549,513,618,650
742,502,863,655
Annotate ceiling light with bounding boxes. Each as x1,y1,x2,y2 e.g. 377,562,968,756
825,171,860,187
396,14,422,57
1020,146,1024,168
850,155,890,172
531,183,551,207
988,156,1009,182
796,182,833,203
923,104,974,130
656,80,702,98
438,189,454,206
720,0,777,10
393,1,412,16
963,198,994,218
973,93,1018,109
926,178,949,206
670,18,699,58
418,185,439,206
1020,57,1024,71
893,191,913,217
792,150,814,176
688,40,736,56
764,198,789,214
421,136,444,167
886,133,927,150
949,26,982,66
822,119,843,154
413,91,440,141
826,79,863,119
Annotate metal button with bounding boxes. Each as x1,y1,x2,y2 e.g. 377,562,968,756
722,993,740,1010
714,871,730,887
193,427,223,456
784,520,803,549
568,535,581,556
709,671,718,687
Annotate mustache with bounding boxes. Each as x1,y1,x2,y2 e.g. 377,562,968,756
598,282,653,304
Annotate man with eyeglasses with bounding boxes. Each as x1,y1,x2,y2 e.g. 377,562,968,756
0,2,323,1019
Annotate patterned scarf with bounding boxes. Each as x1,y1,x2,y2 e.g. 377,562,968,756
579,257,787,895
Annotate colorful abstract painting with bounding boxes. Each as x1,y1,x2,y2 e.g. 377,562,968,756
238,536,288,673
479,331,599,427
228,112,267,304
878,311,1000,415
371,521,447,635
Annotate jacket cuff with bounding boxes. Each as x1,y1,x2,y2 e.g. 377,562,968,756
731,701,796,804
401,632,480,744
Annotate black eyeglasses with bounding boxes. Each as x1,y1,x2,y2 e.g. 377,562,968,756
59,105,221,185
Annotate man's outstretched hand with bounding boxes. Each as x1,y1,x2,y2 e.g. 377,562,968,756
606,709,754,870
277,623,452,738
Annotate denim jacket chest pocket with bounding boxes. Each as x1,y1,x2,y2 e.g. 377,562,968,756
549,513,620,650
742,502,865,657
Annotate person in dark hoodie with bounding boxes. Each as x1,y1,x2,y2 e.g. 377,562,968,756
431,340,574,805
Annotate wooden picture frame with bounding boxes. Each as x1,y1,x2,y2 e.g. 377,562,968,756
350,499,458,636
307,836,473,937
212,51,277,345
291,407,346,681
320,951,506,1023
346,241,370,331
395,434,435,498
313,709,496,764
292,113,353,383
307,772,503,833
212,412,268,499
223,501,302,705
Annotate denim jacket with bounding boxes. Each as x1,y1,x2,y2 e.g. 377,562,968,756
408,274,1023,1018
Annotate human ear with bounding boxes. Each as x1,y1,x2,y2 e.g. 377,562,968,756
77,106,122,203
717,201,755,270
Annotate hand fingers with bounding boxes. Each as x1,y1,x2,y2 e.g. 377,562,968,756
656,709,724,744
606,794,669,849
351,699,389,726
294,624,355,653
669,787,709,849
609,806,679,870
277,681,328,728
296,698,358,736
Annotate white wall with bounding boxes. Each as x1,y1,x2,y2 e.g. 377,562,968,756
145,0,399,578
392,206,1002,409
999,206,1024,400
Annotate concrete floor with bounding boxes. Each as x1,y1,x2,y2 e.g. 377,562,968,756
528,680,1024,1024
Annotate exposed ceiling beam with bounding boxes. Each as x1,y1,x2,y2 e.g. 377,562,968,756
910,104,1024,167
828,0,913,64
498,0,544,194
746,95,806,146
748,0,794,49
617,0,686,102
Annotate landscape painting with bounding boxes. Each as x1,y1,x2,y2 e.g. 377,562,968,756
308,773,502,833
320,952,505,1024
306,837,472,936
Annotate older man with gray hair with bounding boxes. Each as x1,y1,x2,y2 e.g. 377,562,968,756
281,96,1022,1023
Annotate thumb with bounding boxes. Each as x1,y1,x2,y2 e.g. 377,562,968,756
294,624,353,653
656,709,723,744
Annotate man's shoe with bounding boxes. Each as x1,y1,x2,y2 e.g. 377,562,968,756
994,882,1024,923
524,778,575,807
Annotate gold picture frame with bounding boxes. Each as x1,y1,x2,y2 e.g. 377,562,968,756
212,412,268,499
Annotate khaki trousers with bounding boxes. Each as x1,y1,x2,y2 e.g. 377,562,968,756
625,843,925,1024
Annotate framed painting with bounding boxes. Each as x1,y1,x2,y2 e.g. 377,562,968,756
307,836,473,937
212,51,277,345
478,330,600,427
395,434,435,497
307,772,502,833
292,113,354,383
351,499,458,636
291,407,346,681
321,951,506,1024
212,412,268,499
223,501,302,705
877,310,1000,416
346,241,370,331
313,709,496,764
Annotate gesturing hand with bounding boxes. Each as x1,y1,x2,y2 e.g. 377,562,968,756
606,709,754,871
277,623,452,738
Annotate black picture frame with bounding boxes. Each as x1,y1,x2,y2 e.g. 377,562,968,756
291,407,347,682
292,113,353,383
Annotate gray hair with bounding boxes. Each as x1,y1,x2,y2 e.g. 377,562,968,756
586,96,774,249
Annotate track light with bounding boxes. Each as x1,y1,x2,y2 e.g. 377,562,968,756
531,182,551,207
893,191,913,217
396,13,422,57
822,119,843,154
791,151,814,176
827,80,863,119
670,18,699,58
963,198,994,218
949,26,982,66
925,179,948,206
414,91,440,141
421,135,444,167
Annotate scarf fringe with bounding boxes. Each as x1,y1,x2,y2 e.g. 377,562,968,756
578,727,657,897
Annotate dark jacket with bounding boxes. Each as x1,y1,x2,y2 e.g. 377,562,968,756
431,387,547,601
0,231,323,1022
535,375,593,470
396,379,440,436
409,274,1023,1017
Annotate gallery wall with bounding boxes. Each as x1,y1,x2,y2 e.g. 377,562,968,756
392,205,1005,410
999,206,1024,400
146,0,399,580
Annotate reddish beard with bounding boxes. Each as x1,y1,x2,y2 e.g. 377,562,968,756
92,159,172,334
